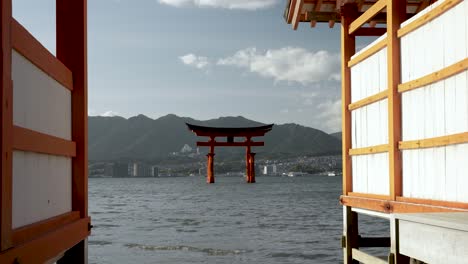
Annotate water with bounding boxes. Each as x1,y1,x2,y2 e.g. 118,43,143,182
89,176,388,263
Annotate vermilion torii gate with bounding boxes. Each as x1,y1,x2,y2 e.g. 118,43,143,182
187,123,273,184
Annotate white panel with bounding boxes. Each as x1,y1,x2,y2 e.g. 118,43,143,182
445,145,458,202
367,152,389,195
379,47,387,91
456,143,468,202
445,76,458,135
12,50,71,140
12,151,72,228
454,71,468,133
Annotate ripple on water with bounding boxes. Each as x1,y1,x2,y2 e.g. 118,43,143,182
269,252,329,260
125,243,248,256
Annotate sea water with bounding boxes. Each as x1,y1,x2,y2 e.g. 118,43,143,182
89,176,388,263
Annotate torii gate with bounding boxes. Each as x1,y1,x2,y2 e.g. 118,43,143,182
187,123,273,183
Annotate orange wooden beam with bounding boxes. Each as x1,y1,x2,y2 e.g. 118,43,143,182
340,3,358,196
11,211,80,246
12,126,76,157
197,141,264,147
0,0,13,251
387,0,405,200
57,0,88,220
352,27,386,36
0,218,90,263
11,19,73,91
340,196,468,214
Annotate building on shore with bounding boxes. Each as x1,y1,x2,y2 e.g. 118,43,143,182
262,164,277,175
113,163,130,178
285,0,468,263
130,162,152,177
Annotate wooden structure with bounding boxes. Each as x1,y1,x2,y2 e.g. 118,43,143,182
186,123,273,183
0,0,90,263
285,0,468,263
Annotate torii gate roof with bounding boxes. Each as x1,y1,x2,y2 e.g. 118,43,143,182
186,123,273,137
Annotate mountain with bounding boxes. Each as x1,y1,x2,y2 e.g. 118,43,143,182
88,114,341,161
330,132,342,141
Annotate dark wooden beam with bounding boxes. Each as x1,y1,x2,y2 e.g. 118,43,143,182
197,142,264,147
352,27,387,36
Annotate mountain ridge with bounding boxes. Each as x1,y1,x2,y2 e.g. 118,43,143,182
89,114,341,161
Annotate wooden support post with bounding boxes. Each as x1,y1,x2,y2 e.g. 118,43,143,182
343,206,359,264
248,153,256,183
57,239,88,264
245,137,251,183
340,3,357,196
389,217,410,264
387,0,405,200
0,0,13,251
206,153,215,184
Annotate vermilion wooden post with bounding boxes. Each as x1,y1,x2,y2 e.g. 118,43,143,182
387,0,405,200
0,0,13,251
245,139,251,183
248,153,256,183
206,153,215,184
56,0,88,262
341,3,357,196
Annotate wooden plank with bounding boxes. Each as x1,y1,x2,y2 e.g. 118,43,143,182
340,3,358,196
197,141,264,147
348,38,386,67
348,90,387,110
398,0,463,38
353,27,387,36
310,0,322,27
287,0,297,24
12,126,76,157
11,19,73,91
348,192,390,200
359,236,390,248
399,132,468,150
398,58,468,93
11,211,79,246
396,197,468,210
0,217,90,263
292,0,304,30
349,144,389,156
387,0,405,200
57,0,88,221
0,0,13,251
340,195,468,214
352,248,387,264
343,206,359,264
349,0,386,35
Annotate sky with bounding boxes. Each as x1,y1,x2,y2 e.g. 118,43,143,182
12,0,347,133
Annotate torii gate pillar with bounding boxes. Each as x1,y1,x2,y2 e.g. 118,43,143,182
206,153,215,183
247,152,256,183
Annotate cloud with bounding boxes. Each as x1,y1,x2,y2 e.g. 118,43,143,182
316,99,341,132
158,0,279,10
101,110,120,117
217,47,340,84
179,53,210,69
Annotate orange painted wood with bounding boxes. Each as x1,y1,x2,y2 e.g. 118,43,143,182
352,27,386,36
348,144,389,156
310,0,322,27
287,0,297,24
340,3,358,196
348,192,391,200
348,90,388,110
397,0,463,38
396,197,468,211
292,0,304,30
12,126,76,157
349,0,386,34
11,19,73,91
399,132,468,150
0,217,90,263
206,153,214,184
387,0,405,200
57,0,88,219
11,211,80,246
348,38,386,67
340,195,468,214
197,141,264,147
1,0,13,251
398,58,468,93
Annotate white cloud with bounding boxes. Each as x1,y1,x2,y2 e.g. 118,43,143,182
316,99,341,132
179,53,210,69
101,110,120,117
217,47,340,84
158,0,278,10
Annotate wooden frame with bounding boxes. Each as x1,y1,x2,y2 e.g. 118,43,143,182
399,132,468,150
348,192,390,201
386,0,405,200
1,0,13,251
12,126,76,157
11,19,73,91
349,144,389,156
398,58,468,93
347,38,386,67
340,3,358,196
348,0,386,34
348,90,387,110
397,0,463,38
